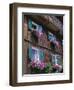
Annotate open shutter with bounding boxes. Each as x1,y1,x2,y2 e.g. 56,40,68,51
39,50,45,61
28,19,32,30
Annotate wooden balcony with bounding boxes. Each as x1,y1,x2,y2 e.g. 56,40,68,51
27,15,63,40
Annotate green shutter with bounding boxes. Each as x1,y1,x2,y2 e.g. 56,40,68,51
28,19,32,30
39,50,44,61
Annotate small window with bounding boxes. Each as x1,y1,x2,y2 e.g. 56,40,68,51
32,24,36,29
28,19,43,36
32,21,38,30
52,54,62,66
28,19,38,31
48,32,56,42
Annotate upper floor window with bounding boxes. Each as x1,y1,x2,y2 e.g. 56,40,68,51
48,32,56,42
28,19,43,36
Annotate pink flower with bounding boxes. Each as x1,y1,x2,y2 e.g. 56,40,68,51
53,64,60,69
30,61,35,68
39,62,46,70
30,60,46,70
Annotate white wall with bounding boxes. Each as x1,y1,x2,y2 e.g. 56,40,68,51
0,0,74,90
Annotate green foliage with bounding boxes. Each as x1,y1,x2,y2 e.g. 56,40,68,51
44,63,52,73
31,63,52,74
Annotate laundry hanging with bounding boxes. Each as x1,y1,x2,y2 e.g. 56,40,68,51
38,25,43,37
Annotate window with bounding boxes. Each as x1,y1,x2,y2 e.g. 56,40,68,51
28,19,43,36
48,32,56,42
28,19,38,31
52,54,62,66
29,46,44,61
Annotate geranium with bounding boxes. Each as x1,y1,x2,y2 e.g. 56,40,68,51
30,60,46,70
30,60,52,74
52,64,62,72
53,64,61,69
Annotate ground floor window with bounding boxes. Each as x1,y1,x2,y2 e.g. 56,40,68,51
52,54,63,73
